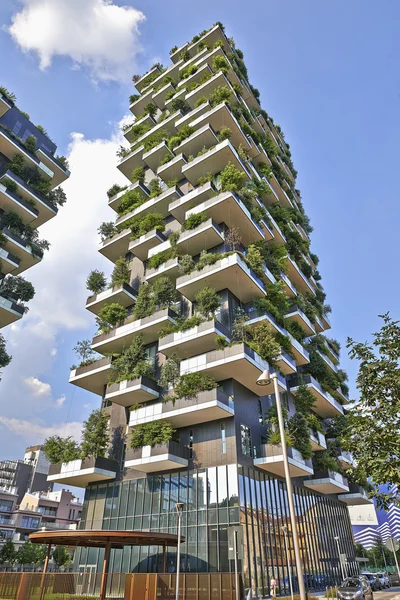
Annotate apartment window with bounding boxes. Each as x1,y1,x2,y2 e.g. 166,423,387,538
189,429,193,459
0,500,13,512
240,424,252,457
69,509,75,520
220,423,226,454
257,399,263,424
21,516,40,528
11,121,22,136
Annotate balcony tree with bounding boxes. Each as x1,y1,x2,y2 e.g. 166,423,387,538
0,275,35,303
152,276,177,308
80,409,109,459
52,546,71,568
0,540,17,565
0,334,11,380
344,313,400,507
73,339,96,365
195,287,221,319
130,420,176,449
86,270,107,294
43,435,80,464
110,257,130,288
96,302,127,332
109,335,153,383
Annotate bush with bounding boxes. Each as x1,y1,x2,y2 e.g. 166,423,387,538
131,166,146,183
247,321,281,364
130,420,176,450
109,335,151,383
245,244,264,277
152,275,177,307
213,55,229,73
0,275,35,303
43,436,80,464
117,189,146,215
148,178,162,198
25,135,37,153
183,211,208,230
180,64,198,80
110,257,130,287
107,183,126,199
0,334,11,380
133,284,155,319
143,102,157,117
80,409,109,459
86,270,107,294
147,248,175,270
209,85,232,107
195,286,221,318
143,129,170,152
98,221,116,241
179,254,194,274
172,372,218,401
125,212,165,239
194,96,208,108
159,354,180,388
218,126,232,141
96,303,127,332
219,162,245,192
169,98,189,113
168,124,194,150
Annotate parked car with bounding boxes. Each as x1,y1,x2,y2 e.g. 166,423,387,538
337,577,373,600
361,573,382,591
375,572,391,588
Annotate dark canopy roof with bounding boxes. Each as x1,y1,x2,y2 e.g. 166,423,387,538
29,530,184,549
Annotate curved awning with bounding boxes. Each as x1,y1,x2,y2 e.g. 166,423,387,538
29,529,184,549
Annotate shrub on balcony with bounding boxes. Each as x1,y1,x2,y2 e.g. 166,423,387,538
170,45,178,54
218,126,232,141
288,411,313,460
147,247,175,271
194,96,208,108
180,64,198,80
266,405,293,447
24,135,37,153
129,94,140,104
123,212,165,239
170,98,190,114
246,321,281,364
195,286,221,318
213,55,229,74
131,166,145,184
117,189,147,216
86,270,107,294
209,85,232,107
168,124,194,150
172,372,218,401
107,183,127,199
98,221,116,241
312,450,340,473
130,420,176,450
244,244,264,278
143,129,170,152
0,86,16,104
253,240,287,279
0,334,11,381
219,162,245,192
196,172,214,186
43,435,81,464
110,257,130,287
159,354,180,388
179,254,194,274
182,211,208,230
148,178,162,198
109,335,155,383
72,339,97,368
80,409,109,459
152,275,177,307
143,102,157,117
96,303,127,332
0,275,35,306
130,123,151,141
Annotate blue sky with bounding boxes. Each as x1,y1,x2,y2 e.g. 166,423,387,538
0,0,399,491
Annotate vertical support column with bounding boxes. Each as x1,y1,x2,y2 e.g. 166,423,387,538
38,543,52,600
99,541,112,600
162,546,166,573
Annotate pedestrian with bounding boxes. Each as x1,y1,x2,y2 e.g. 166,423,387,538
270,576,277,598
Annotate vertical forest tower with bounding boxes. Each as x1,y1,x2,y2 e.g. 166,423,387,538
49,23,370,595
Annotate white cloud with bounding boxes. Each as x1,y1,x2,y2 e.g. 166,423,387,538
0,416,82,443
24,376,51,397
0,118,128,453
8,0,146,82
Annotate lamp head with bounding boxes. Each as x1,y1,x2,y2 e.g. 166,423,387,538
176,502,184,514
256,368,271,387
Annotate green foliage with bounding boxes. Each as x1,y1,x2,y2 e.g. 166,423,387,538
179,254,195,274
215,334,229,349
172,372,218,401
110,257,130,288
266,404,294,447
194,96,208,108
98,221,116,241
0,333,11,380
254,240,287,279
148,178,162,198
0,86,16,103
145,129,170,152
197,172,214,186
25,135,37,153
122,212,165,239
247,321,281,364
80,409,109,459
245,244,264,277
213,55,229,74
131,166,145,183
0,275,35,303
218,126,232,141
159,314,204,339
218,161,245,192
43,435,80,464
17,541,43,565
73,340,95,364
130,420,176,449
169,98,189,113
312,450,340,472
195,286,221,318
168,124,194,150
117,189,147,216
183,211,208,230
209,85,232,107
288,412,313,460
133,284,154,319
159,354,180,388
151,275,177,307
180,64,198,80
143,102,157,117
86,270,107,294
109,335,152,383
52,546,71,567
96,303,127,332
147,248,176,270
0,540,17,565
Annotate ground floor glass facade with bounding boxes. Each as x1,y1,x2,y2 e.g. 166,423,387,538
76,464,357,595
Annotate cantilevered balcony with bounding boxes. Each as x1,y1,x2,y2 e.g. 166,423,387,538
125,441,190,473
178,219,225,256
285,305,316,336
168,181,216,222
134,65,163,93
316,349,338,374
280,271,297,298
143,142,173,172
180,342,286,395
104,375,159,407
175,123,219,159
0,93,13,117
182,139,250,186
178,24,232,66
69,357,112,395
176,253,266,303
91,307,177,354
0,293,24,327
175,101,211,131
123,114,156,143
142,60,183,95
0,127,53,181
254,445,314,478
128,388,234,429
337,449,352,469
128,229,166,262
159,318,230,359
157,153,187,183
177,63,213,93
136,111,182,152
47,457,118,488
304,470,349,495
116,186,181,227
335,387,350,405
0,247,20,275
310,430,327,451
0,227,42,275
108,180,149,213
189,102,251,152
117,145,144,179
36,148,70,188
289,375,344,418
325,343,340,366
185,191,265,246
185,72,239,109
0,171,57,227
338,484,373,506
276,352,297,375
283,256,315,296
145,257,181,283
98,228,131,264
245,308,309,366
85,283,137,316
152,82,175,110
129,88,154,118
269,175,293,208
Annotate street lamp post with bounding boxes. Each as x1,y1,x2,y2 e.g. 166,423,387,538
257,368,306,600
175,502,184,600
334,536,345,582
282,525,294,600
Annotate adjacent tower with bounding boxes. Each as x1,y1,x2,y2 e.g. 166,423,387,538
0,87,70,371
48,23,369,594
